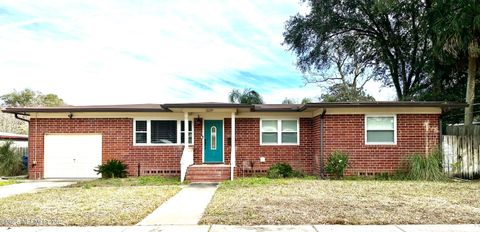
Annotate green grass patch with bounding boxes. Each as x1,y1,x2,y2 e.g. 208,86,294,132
71,176,181,188
0,180,17,187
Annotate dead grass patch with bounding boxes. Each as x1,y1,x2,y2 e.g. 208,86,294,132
200,178,480,225
0,186,180,226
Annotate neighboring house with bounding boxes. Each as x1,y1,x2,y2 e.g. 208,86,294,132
2,102,464,182
0,132,28,149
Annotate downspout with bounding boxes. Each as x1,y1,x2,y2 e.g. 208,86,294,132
319,109,327,179
230,112,236,181
14,113,30,123
34,113,37,179
14,113,35,178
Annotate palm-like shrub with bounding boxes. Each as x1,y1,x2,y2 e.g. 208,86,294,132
0,141,24,176
94,159,128,178
228,88,264,104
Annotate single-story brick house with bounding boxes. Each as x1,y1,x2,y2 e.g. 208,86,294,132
2,101,464,182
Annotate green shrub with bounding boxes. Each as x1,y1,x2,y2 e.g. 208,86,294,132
267,163,293,178
94,159,128,178
407,149,446,181
0,141,24,176
291,170,305,178
325,151,349,179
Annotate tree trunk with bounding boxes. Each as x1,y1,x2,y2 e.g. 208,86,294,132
464,53,477,126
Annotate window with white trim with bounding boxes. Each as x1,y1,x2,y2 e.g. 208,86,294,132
135,121,147,143
365,115,396,144
260,119,299,145
180,121,193,144
134,120,193,145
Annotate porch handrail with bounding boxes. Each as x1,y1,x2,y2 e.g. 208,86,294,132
180,147,194,182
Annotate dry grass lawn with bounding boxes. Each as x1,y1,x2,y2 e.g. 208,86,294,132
0,182,180,226
200,178,480,225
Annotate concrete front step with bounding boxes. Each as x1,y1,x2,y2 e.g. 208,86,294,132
186,165,231,183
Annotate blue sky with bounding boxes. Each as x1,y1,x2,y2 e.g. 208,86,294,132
0,0,394,105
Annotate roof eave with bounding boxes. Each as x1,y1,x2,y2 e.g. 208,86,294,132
161,103,253,109
2,108,171,114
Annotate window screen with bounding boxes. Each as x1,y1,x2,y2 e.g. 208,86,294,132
135,120,147,143
281,120,298,144
366,116,395,144
151,120,177,144
180,120,193,144
261,120,278,144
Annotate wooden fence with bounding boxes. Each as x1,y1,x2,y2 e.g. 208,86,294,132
442,125,480,179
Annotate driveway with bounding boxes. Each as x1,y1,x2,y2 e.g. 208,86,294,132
0,180,76,198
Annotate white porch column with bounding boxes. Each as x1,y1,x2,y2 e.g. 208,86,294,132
184,112,189,151
180,112,190,183
230,112,236,180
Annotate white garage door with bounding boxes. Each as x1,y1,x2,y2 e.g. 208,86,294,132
44,134,102,178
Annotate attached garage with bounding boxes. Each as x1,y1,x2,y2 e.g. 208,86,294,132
44,134,102,178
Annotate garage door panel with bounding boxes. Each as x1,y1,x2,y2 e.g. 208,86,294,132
44,134,102,178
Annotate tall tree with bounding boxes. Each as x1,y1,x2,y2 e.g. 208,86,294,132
282,97,313,104
431,0,480,125
303,41,376,102
284,0,431,100
0,89,66,134
282,98,296,104
228,88,264,104
321,83,375,102
1,89,65,107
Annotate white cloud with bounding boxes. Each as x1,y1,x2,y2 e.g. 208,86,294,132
0,0,395,105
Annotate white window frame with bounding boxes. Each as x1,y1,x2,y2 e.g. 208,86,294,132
260,118,300,145
133,119,194,146
364,115,397,145
179,120,194,145
134,120,148,144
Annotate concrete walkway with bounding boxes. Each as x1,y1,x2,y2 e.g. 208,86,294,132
1,225,480,232
138,183,218,225
0,180,76,198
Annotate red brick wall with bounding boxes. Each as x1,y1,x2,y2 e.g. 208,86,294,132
28,118,183,179
28,114,440,179
234,118,315,174
318,114,440,175
193,120,203,164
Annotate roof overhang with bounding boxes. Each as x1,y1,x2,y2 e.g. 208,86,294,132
300,101,467,112
1,101,467,115
161,103,252,113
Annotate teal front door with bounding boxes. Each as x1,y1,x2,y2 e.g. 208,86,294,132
204,120,223,163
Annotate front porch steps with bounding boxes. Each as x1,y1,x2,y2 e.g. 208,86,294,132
186,164,231,183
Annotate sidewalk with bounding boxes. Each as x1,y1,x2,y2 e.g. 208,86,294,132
137,183,218,225
1,224,480,232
